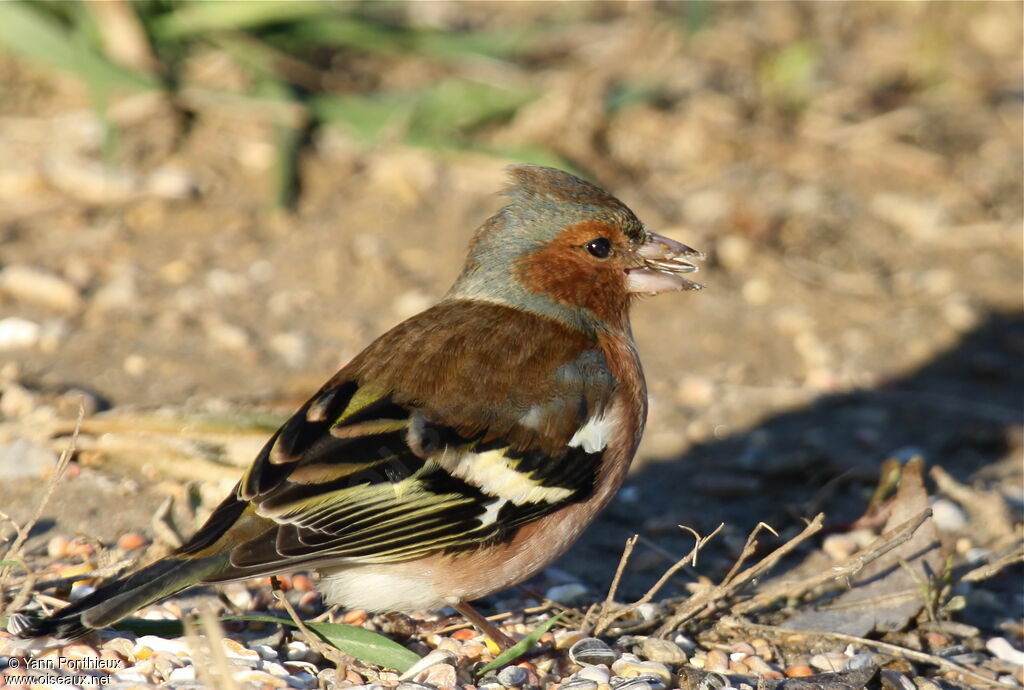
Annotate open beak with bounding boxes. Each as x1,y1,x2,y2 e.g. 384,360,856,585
625,231,705,294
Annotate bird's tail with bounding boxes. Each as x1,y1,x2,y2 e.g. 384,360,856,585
17,553,230,640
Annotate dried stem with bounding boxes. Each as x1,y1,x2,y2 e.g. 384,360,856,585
0,407,81,615
593,524,723,637
722,522,778,586
271,576,351,675
657,513,824,636
733,508,931,615
717,616,1008,689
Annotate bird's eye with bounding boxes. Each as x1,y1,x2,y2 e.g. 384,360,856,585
584,237,612,259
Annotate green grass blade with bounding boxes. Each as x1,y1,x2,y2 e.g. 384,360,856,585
476,612,564,676
0,3,157,91
305,621,421,672
118,614,420,672
152,1,329,39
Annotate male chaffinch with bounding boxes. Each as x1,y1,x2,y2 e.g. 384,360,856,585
19,165,703,646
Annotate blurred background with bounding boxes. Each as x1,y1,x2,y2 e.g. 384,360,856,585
0,1,1021,612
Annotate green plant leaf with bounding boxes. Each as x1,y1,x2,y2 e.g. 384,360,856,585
0,560,20,567
151,1,328,39
0,2,157,92
476,613,564,676
305,621,421,672
117,614,419,672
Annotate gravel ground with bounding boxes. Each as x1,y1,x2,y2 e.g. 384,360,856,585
0,3,1021,689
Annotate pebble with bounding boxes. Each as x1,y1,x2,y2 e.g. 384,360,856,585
743,655,781,678
420,662,457,688
880,669,915,690
0,317,41,350
222,637,260,662
167,666,197,682
844,652,876,671
809,651,848,672
555,629,587,650
750,638,772,661
640,637,687,664
0,439,57,479
822,533,859,561
117,533,148,551
0,384,38,419
561,679,599,690
784,664,814,677
986,637,1024,665
704,649,729,673
498,664,529,686
611,675,666,690
930,498,968,532
232,668,289,686
398,648,458,681
0,264,82,312
546,582,589,605
570,664,609,684
570,638,618,666
611,655,671,683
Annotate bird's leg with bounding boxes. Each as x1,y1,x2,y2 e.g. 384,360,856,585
451,601,517,651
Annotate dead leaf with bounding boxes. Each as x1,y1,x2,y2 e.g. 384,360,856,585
782,457,944,636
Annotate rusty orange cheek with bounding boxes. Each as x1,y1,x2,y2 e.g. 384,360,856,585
515,221,630,322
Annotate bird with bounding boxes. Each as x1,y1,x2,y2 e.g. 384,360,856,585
17,165,703,647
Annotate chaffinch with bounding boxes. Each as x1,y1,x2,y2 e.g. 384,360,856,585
19,165,703,646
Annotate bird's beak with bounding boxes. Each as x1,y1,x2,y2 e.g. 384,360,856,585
625,231,705,294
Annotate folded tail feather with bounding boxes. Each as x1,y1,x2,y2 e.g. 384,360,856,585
19,553,229,640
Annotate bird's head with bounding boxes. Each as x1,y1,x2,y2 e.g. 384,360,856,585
448,165,703,333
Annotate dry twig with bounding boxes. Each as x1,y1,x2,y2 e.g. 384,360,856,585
0,408,81,616
733,508,932,615
717,616,1009,689
656,513,825,636
271,576,351,675
593,524,722,637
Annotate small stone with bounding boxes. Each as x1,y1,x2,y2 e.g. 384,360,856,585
117,533,148,551
555,629,587,649
498,665,529,687
546,582,589,605
744,655,782,678
575,665,611,684
750,638,772,661
729,642,755,658
986,637,1024,665
570,638,618,666
0,264,82,313
204,318,251,352
398,649,458,681
704,649,729,673
285,640,314,662
0,383,37,419
167,666,197,682
930,498,967,532
0,317,40,350
145,165,198,199
451,627,477,641
420,662,456,688
342,609,368,625
784,665,814,678
809,651,847,672
844,653,876,671
695,672,728,689
561,679,599,690
640,638,687,664
222,637,259,661
611,675,666,690
233,669,288,687
822,534,859,562
880,670,915,690
0,439,57,479
611,655,671,683
269,331,309,368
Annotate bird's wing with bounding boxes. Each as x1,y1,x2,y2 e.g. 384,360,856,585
181,300,622,575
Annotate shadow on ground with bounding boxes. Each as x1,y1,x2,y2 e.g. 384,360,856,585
559,311,1023,604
